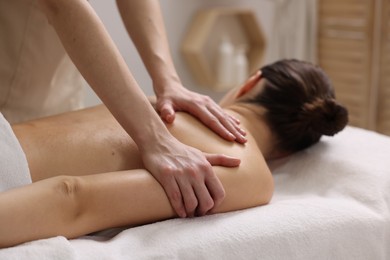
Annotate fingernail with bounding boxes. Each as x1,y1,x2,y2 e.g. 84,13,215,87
239,135,247,143
229,133,236,140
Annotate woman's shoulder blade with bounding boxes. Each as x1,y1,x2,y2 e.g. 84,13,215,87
167,112,261,161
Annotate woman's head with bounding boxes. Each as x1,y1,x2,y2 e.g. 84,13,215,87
225,59,348,153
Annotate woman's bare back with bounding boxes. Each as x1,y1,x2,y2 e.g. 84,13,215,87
13,105,260,183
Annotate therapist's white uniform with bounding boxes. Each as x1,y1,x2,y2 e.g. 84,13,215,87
0,0,84,124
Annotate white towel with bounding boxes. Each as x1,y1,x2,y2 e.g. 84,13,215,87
0,113,31,192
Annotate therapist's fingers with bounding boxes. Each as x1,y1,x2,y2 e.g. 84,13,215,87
205,174,227,216
159,170,186,218
158,100,176,123
227,114,247,135
176,177,198,218
200,153,238,214
187,101,247,144
207,105,247,143
194,183,215,216
194,105,236,141
205,153,241,167
155,86,246,143
229,114,241,125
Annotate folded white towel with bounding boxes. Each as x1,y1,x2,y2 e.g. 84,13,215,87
0,113,31,192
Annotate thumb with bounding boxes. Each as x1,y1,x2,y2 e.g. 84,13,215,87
159,101,176,123
205,153,241,167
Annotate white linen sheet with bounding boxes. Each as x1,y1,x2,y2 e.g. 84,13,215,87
0,113,31,192
1,126,389,260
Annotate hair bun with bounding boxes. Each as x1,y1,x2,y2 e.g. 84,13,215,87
301,98,348,136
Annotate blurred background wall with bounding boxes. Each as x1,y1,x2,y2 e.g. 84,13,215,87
85,0,318,108
84,0,277,106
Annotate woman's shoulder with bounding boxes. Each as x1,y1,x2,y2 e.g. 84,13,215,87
168,112,273,211
166,112,261,162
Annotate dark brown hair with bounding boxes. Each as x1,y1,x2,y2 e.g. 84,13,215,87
244,59,348,153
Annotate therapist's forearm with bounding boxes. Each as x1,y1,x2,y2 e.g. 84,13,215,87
37,0,170,148
116,0,181,90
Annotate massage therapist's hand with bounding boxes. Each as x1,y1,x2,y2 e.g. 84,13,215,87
154,82,247,144
141,136,241,218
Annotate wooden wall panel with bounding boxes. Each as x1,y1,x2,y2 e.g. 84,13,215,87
318,0,375,128
377,0,390,135
319,0,390,136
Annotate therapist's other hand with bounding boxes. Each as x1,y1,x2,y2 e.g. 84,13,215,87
141,138,241,218
155,84,247,144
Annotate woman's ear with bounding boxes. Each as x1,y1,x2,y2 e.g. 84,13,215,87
236,70,262,98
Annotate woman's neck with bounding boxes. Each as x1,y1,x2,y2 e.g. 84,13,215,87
224,103,277,160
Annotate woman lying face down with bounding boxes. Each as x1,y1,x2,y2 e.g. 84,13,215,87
0,59,348,248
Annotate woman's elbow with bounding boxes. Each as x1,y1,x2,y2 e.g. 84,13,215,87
52,176,85,231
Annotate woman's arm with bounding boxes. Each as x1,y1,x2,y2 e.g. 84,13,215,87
0,150,272,248
0,170,170,248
